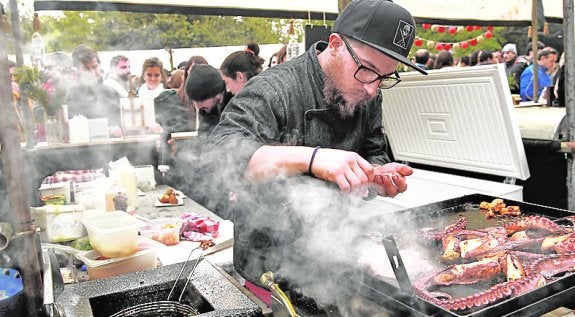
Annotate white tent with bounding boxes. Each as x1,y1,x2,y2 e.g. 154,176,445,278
34,0,565,25
33,0,340,20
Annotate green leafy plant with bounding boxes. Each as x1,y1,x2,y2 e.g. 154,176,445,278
13,65,48,106
13,65,66,116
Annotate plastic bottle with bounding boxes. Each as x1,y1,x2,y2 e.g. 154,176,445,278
286,18,300,61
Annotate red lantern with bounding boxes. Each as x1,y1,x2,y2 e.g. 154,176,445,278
448,26,457,35
437,25,446,33
435,43,444,50
474,25,482,31
461,41,469,49
487,26,494,31
465,25,474,32
422,23,431,29
444,44,452,51
484,31,493,39
414,38,423,46
470,38,478,46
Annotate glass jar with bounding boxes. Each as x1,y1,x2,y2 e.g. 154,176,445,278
45,116,62,144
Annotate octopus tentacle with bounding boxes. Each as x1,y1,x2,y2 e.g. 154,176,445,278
418,217,467,241
503,215,568,236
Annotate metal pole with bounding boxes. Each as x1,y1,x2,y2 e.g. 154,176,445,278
532,0,539,102
1,4,43,317
564,0,575,211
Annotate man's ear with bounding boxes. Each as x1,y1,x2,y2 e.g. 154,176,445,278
327,33,344,55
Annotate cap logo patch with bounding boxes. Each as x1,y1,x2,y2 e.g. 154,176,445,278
393,20,413,51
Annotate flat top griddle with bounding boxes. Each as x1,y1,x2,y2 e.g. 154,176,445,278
348,194,575,317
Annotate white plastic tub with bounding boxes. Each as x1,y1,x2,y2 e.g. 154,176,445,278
75,236,163,279
82,211,144,258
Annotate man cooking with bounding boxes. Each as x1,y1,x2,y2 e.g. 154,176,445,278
200,0,427,311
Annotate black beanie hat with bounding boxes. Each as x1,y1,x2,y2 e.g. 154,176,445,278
185,64,225,101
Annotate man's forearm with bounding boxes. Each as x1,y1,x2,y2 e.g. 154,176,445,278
243,145,316,182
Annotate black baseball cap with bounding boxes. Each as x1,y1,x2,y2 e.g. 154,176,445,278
332,0,427,75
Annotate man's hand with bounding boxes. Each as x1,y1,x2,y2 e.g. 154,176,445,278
311,148,374,194
372,163,413,197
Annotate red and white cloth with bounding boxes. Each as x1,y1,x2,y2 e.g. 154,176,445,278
42,169,106,185
179,212,219,241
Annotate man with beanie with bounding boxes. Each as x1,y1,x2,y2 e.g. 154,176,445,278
186,63,231,136
155,64,232,210
502,43,519,92
199,0,426,312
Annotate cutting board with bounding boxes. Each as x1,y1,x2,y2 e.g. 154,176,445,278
156,220,233,266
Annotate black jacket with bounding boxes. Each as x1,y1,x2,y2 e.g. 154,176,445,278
201,42,390,287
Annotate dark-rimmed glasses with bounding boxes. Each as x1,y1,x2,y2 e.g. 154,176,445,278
340,35,401,89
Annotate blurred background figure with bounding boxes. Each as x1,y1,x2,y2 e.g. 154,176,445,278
167,69,185,89
434,51,454,69
66,45,122,136
137,57,167,99
492,50,503,63
267,52,279,69
104,55,131,98
553,52,565,107
414,48,431,70
276,44,288,65
520,47,558,101
220,42,265,95
502,43,519,93
154,55,208,134
478,50,496,65
457,55,471,67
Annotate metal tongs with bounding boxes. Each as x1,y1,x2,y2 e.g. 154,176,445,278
382,235,413,294
166,245,205,303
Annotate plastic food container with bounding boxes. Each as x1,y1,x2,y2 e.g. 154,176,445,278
44,204,87,242
75,236,163,280
139,218,182,246
82,211,144,258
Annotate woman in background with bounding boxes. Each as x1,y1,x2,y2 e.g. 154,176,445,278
138,57,167,99
220,42,265,95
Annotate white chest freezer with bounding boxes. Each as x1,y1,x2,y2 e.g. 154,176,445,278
377,64,529,210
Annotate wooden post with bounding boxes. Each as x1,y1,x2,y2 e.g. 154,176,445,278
564,0,575,211
0,17,43,317
531,0,539,102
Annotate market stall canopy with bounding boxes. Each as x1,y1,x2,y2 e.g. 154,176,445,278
33,0,340,20
393,0,563,26
34,0,565,25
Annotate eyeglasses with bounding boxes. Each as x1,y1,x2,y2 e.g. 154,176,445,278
340,35,401,89
145,73,161,78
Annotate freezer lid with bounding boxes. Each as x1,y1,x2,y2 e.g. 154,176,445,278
381,64,530,180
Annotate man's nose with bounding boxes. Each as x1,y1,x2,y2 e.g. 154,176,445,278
364,81,380,97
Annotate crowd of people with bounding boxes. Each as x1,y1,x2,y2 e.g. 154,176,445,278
411,41,561,104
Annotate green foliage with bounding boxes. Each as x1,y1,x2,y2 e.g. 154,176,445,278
27,11,319,52
12,65,48,107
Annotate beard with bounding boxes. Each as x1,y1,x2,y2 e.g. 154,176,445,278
323,56,372,118
119,73,130,81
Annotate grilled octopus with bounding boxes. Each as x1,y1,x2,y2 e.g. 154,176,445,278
413,215,575,312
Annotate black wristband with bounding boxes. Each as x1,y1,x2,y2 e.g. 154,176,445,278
307,146,321,176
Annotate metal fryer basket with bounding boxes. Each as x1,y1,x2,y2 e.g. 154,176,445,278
108,300,198,317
